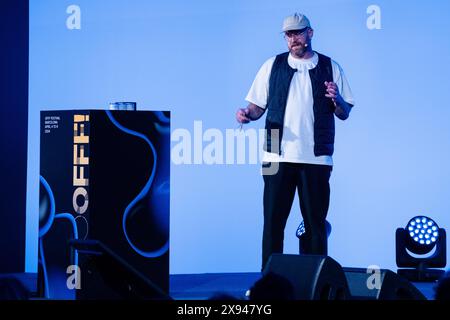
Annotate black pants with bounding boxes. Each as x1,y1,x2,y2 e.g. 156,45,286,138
262,162,332,270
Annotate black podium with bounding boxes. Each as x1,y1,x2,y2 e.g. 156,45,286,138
38,110,170,299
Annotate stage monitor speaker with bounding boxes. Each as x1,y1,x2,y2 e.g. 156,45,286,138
343,267,427,300
263,254,350,300
70,240,171,300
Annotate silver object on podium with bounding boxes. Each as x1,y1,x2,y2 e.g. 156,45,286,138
109,102,137,111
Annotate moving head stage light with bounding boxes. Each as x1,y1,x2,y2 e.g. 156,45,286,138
396,216,446,282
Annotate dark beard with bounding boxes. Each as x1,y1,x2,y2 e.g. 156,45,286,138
290,46,308,58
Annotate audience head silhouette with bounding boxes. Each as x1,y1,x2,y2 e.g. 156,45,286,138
249,272,295,300
0,277,30,300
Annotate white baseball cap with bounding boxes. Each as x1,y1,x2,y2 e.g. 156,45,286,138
282,13,311,32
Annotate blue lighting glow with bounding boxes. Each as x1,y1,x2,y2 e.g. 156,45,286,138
407,216,440,246
24,0,450,275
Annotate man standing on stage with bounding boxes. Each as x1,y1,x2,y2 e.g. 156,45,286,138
236,13,355,270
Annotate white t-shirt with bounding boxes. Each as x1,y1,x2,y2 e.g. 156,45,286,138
246,52,355,165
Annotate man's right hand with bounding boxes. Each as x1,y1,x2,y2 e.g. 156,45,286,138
236,108,251,124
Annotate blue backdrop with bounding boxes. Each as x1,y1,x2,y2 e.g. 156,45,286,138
27,0,450,274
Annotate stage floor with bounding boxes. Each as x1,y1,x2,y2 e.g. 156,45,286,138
170,272,261,300
3,272,437,300
169,272,437,300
